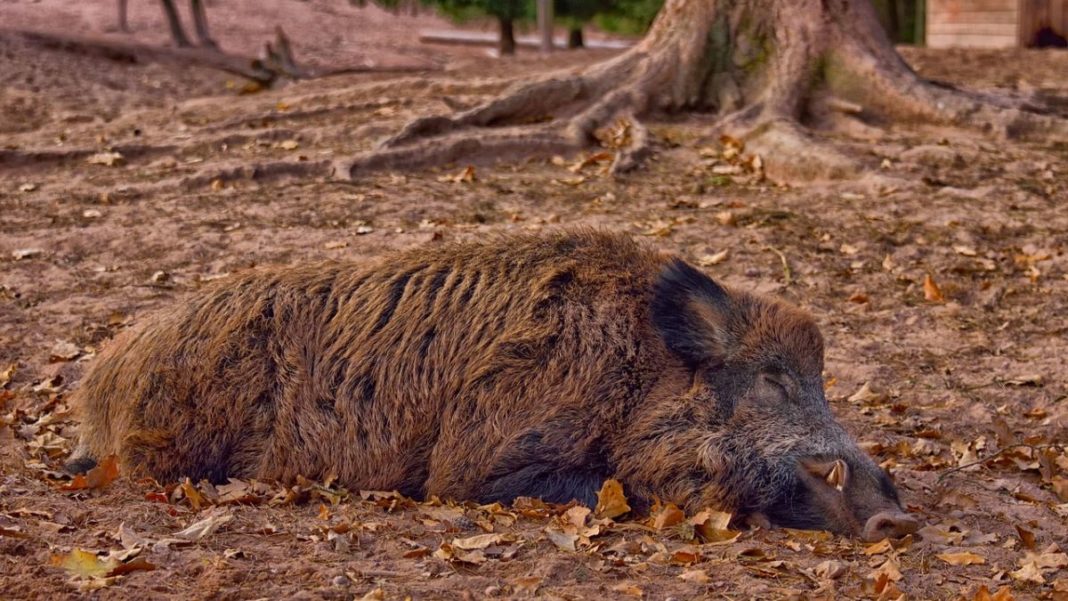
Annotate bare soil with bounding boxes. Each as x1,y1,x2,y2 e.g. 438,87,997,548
1,1,1066,599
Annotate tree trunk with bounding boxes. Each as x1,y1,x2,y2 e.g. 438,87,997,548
498,17,516,56
159,0,192,48
568,27,584,49
117,0,131,33
190,0,218,48
343,0,1068,181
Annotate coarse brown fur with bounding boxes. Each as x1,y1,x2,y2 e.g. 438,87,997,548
68,230,916,539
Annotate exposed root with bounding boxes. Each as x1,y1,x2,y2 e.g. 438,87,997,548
342,125,582,179
340,0,1068,183
4,28,437,88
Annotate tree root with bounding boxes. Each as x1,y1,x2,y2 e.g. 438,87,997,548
337,0,1068,183
4,28,437,88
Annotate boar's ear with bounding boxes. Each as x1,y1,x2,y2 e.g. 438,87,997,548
802,458,851,492
652,258,732,366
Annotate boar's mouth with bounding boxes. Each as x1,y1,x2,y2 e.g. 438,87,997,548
755,457,919,541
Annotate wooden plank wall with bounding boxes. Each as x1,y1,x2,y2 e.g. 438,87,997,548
1019,0,1068,45
927,0,1019,48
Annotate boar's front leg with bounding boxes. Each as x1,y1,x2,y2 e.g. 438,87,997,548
610,391,744,515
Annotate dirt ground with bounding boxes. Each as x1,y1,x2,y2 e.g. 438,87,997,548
1,1,1067,599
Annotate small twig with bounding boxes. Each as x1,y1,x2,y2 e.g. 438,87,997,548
764,246,792,286
937,444,1059,483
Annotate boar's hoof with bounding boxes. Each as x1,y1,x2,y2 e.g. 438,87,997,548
862,511,919,542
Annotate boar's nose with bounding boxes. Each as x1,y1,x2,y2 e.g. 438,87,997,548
862,511,919,542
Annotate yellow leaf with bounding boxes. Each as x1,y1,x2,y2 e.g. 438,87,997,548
51,549,118,579
936,551,986,566
594,479,631,519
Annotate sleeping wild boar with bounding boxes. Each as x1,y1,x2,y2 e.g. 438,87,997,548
67,231,918,541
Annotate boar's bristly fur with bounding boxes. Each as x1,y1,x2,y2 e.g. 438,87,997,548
68,230,917,540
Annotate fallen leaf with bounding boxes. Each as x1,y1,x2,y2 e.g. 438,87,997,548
18,183,37,192
0,364,14,387
690,509,738,543
51,549,119,579
679,568,710,583
12,248,43,261
544,528,578,552
863,539,893,556
814,560,847,580
359,589,384,601
954,245,978,257
116,523,148,551
594,479,631,519
649,503,686,530
87,152,124,167
174,510,233,541
278,140,299,150
62,455,120,491
106,558,156,577
937,551,986,566
181,479,207,511
451,533,509,551
611,583,643,597
848,382,884,404
697,249,730,267
438,165,476,184
923,273,944,302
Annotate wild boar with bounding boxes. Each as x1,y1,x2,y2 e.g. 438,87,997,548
67,230,918,541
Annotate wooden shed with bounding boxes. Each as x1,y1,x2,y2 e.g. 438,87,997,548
927,0,1068,48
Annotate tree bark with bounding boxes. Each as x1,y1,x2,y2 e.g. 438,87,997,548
159,0,192,48
342,0,1068,181
568,27,584,49
117,0,131,33
498,17,516,56
190,0,218,48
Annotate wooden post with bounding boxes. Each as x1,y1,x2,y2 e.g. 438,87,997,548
537,0,554,52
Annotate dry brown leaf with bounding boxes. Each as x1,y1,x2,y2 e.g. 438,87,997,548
936,551,986,566
863,538,893,556
697,249,730,267
174,510,233,541
0,364,14,388
544,528,578,552
594,479,631,519
513,576,542,594
180,478,206,511
923,273,944,302
649,503,686,530
116,523,148,551
678,569,710,584
1051,477,1068,502
87,152,124,167
611,583,644,597
848,382,884,404
972,585,1015,601
451,533,509,551
278,140,299,150
107,558,156,577
51,549,119,579
438,165,476,184
690,509,738,543
62,455,120,491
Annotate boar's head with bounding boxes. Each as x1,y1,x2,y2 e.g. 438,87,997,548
652,259,918,541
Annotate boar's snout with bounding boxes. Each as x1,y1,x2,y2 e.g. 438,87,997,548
862,510,919,542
